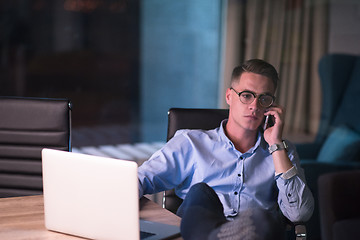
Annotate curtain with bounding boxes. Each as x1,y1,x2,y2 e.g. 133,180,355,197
220,0,329,137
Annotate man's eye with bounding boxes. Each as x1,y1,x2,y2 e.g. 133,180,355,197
241,93,253,99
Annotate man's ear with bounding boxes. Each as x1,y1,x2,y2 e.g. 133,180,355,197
225,88,232,105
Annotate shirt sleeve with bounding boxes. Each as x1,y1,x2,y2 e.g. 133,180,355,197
276,141,315,222
138,130,193,198
275,165,297,179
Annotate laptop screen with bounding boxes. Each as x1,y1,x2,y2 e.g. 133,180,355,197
42,148,180,240
42,148,140,239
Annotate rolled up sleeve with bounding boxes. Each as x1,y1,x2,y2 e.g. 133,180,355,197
276,152,314,222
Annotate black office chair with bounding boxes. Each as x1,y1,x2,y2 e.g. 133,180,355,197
162,108,307,240
0,96,72,198
163,108,229,213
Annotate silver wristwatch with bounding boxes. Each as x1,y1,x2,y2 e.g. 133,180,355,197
268,140,288,154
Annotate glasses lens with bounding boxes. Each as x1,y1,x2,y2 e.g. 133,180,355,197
259,95,274,107
239,92,255,104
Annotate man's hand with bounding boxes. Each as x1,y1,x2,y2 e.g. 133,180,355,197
263,104,285,146
263,104,293,174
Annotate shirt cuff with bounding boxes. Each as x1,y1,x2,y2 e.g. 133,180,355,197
276,166,297,179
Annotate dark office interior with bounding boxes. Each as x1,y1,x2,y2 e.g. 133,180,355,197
1,0,140,145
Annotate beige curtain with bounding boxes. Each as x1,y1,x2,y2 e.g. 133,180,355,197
220,0,328,138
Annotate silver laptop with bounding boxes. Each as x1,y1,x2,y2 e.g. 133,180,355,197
42,148,180,240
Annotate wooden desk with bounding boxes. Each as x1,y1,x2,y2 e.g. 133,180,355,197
0,195,182,240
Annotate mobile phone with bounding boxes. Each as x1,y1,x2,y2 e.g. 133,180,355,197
263,115,274,130
263,115,269,130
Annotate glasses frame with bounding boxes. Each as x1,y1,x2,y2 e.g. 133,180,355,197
230,87,275,108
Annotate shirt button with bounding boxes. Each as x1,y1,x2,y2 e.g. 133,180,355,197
240,156,243,160
238,174,241,177
234,192,238,195
288,193,292,197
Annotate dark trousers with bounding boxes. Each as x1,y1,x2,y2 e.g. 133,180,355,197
178,183,285,240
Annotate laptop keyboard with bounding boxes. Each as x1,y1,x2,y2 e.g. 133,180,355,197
140,231,156,239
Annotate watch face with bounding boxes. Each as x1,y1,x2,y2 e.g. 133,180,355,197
269,141,287,154
269,144,278,151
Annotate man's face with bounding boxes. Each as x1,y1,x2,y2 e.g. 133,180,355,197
226,72,276,132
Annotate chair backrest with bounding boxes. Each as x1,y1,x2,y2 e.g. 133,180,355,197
163,108,229,213
316,53,360,143
0,96,72,197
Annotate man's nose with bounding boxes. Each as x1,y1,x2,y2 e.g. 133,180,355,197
249,98,260,110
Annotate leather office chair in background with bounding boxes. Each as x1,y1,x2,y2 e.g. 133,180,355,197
0,96,72,198
162,108,306,240
163,108,229,213
318,170,360,240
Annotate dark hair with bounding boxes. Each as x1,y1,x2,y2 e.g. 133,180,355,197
231,59,279,90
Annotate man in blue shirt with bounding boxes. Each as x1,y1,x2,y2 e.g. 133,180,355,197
138,59,314,239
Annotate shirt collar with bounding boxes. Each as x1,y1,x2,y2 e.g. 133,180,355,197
219,119,231,145
219,119,267,154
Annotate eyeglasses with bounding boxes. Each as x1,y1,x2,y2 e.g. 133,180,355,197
230,87,275,108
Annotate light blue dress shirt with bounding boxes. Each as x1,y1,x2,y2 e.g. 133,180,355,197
138,120,314,222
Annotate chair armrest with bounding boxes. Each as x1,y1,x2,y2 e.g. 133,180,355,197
162,190,183,214
295,224,307,240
